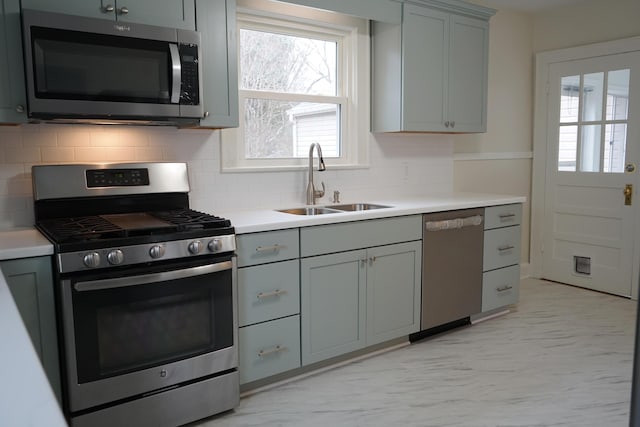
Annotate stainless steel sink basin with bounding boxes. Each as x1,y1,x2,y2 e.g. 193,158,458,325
276,207,341,215
328,203,392,211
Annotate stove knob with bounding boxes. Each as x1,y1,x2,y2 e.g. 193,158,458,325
188,240,203,255
107,249,124,265
149,245,165,259
208,239,221,252
83,252,101,268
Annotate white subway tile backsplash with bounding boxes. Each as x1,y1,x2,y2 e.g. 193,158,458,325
5,147,41,163
41,147,75,163
0,123,454,230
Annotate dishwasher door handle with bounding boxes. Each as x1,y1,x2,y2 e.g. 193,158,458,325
425,215,483,232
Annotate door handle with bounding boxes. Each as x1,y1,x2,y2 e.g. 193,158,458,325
624,184,633,206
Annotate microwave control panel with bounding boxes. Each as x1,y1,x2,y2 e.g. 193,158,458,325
179,44,200,105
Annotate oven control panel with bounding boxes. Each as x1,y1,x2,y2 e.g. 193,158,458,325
58,235,236,273
86,168,150,187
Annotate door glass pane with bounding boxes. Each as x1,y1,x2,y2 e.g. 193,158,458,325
580,124,602,172
604,124,627,173
560,75,580,123
558,125,577,171
582,72,604,122
606,69,630,120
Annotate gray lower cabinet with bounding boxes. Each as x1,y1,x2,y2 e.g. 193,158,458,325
21,0,196,30
0,0,27,123
236,230,301,385
481,204,522,312
300,216,422,366
0,256,60,401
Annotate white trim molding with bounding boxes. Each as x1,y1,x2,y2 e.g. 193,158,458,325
453,151,533,161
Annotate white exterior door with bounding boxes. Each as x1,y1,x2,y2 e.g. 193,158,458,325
542,51,640,297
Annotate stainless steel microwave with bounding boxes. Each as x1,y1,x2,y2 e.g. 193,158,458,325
21,9,203,125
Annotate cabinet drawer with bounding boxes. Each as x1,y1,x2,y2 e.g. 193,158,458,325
239,315,301,384
483,226,520,271
301,215,422,257
484,204,522,230
482,265,520,312
238,259,300,327
236,229,299,267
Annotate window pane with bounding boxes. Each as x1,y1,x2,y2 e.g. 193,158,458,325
244,98,339,159
580,124,601,172
240,29,337,96
558,125,577,171
606,69,630,120
582,72,604,122
604,124,627,173
560,75,580,123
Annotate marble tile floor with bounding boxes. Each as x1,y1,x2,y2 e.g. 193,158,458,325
194,278,637,427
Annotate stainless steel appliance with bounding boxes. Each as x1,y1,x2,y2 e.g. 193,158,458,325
413,208,484,338
32,163,238,427
22,9,203,125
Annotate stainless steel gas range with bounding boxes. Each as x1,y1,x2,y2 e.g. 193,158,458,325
32,162,239,427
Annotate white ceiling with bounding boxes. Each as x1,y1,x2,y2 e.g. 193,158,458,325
479,0,594,13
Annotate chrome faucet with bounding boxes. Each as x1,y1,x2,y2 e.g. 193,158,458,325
306,142,326,205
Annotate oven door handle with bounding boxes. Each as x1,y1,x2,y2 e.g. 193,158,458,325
74,261,232,292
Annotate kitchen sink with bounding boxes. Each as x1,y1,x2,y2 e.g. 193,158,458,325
276,207,341,215
329,203,392,211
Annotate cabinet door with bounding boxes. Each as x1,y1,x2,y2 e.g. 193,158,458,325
366,241,422,346
0,0,27,123
402,4,448,132
301,250,366,365
448,14,489,132
21,0,196,30
116,0,196,30
196,0,239,128
1,257,60,401
21,0,107,18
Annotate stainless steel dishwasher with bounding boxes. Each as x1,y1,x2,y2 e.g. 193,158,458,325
416,208,484,336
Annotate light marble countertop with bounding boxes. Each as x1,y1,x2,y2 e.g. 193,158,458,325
0,228,53,261
219,193,526,234
0,270,67,427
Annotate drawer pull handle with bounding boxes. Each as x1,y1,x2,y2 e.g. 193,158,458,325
256,244,285,253
258,345,287,358
499,213,516,219
257,289,287,300
498,245,515,252
496,285,514,292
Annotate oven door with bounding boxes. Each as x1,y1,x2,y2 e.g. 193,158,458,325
59,255,237,413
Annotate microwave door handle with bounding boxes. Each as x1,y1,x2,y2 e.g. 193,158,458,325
169,43,181,104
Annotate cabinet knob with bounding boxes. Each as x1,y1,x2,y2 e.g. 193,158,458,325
103,4,115,12
15,105,25,113
203,111,210,118
118,6,129,14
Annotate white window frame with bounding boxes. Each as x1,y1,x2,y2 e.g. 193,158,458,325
221,0,370,172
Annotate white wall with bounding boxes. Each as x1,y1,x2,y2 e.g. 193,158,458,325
0,124,453,229
533,0,640,53
453,5,535,263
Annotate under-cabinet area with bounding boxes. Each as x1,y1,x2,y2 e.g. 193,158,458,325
234,202,523,389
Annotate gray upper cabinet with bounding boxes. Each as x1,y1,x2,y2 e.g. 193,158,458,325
0,0,27,123
20,0,196,30
196,0,239,128
371,0,494,133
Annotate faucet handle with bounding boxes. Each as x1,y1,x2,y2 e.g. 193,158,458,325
315,182,326,199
